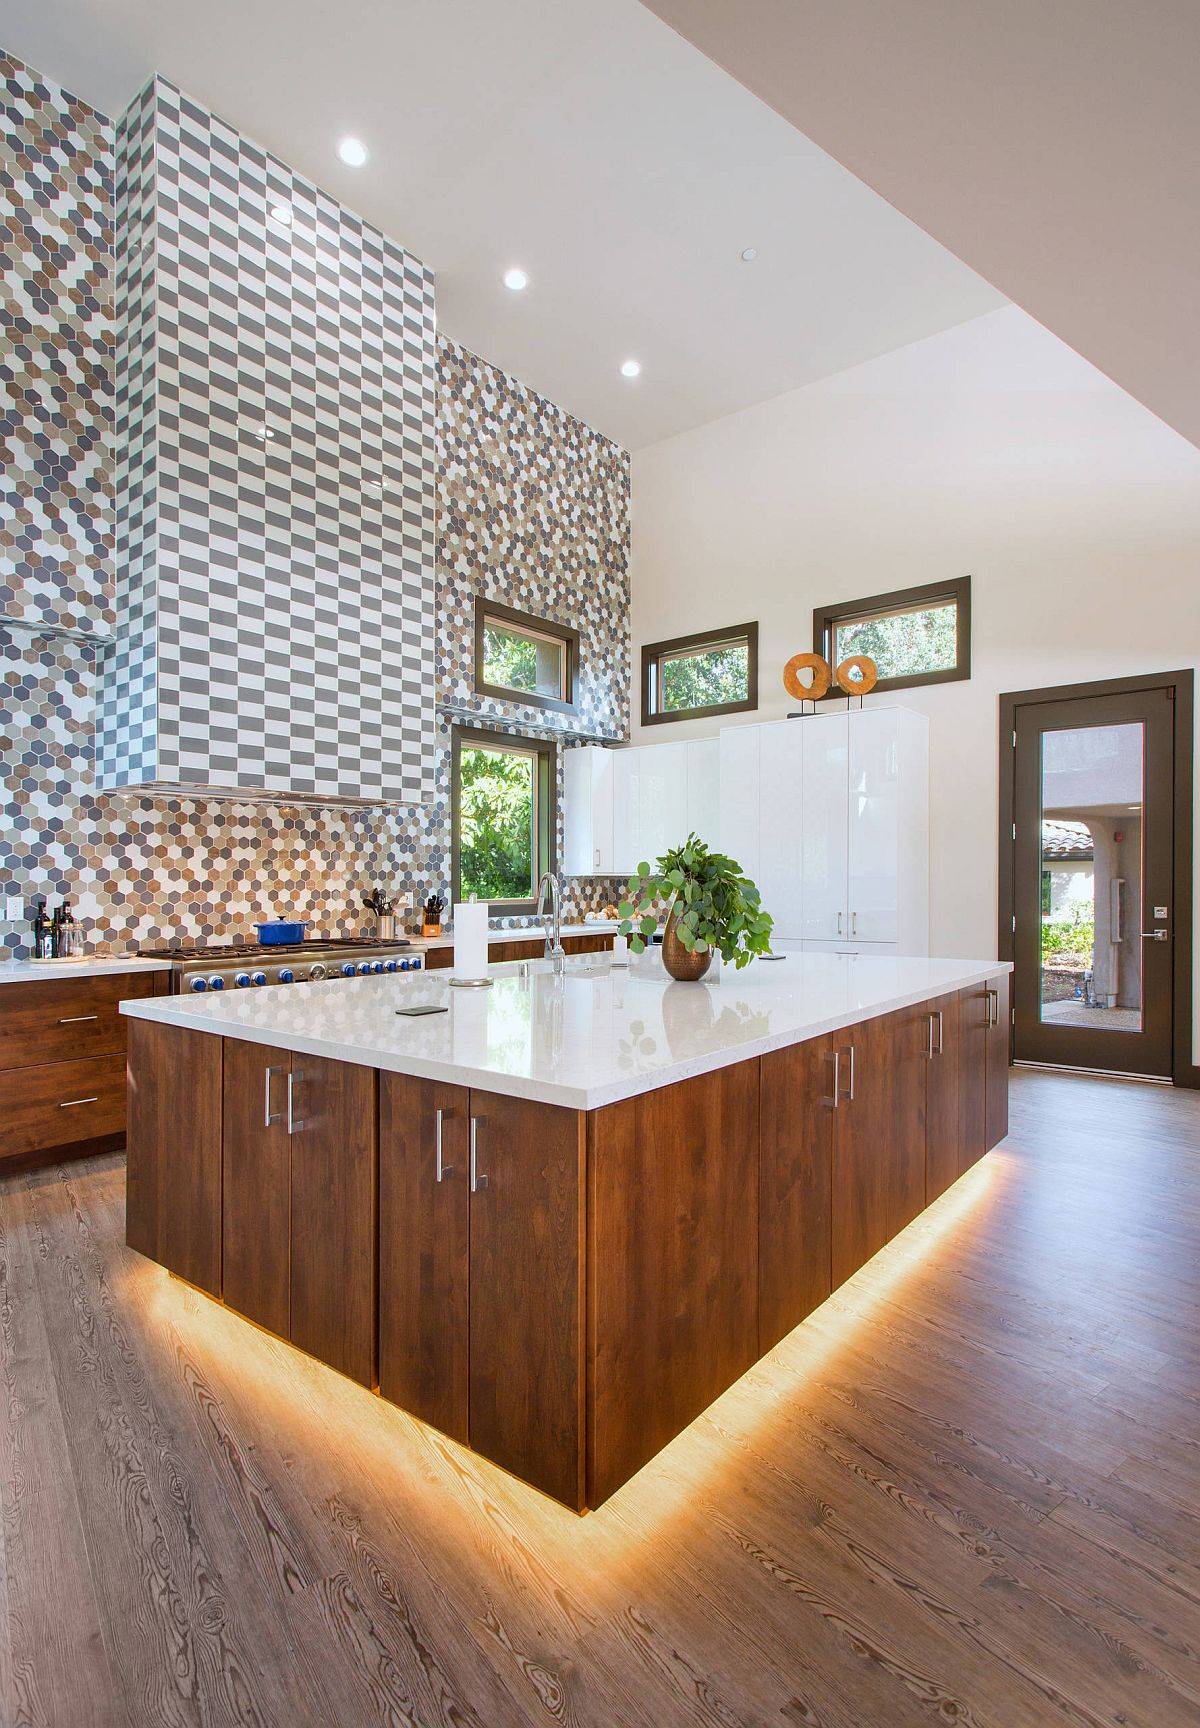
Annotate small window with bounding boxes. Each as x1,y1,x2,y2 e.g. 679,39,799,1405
474,599,578,714
451,725,555,912
813,577,970,692
641,621,758,726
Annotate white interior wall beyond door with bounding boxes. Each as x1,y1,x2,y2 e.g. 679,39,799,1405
629,307,1200,1061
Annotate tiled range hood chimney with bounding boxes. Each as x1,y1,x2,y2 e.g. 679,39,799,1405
97,77,437,804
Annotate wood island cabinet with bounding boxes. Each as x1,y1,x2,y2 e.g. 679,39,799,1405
758,1034,836,1354
379,1074,586,1508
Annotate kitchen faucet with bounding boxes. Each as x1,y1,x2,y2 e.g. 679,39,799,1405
535,871,566,973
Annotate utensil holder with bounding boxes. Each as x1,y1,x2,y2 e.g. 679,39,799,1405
375,912,397,942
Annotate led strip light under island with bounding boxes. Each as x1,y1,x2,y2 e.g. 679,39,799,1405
121,949,1011,1511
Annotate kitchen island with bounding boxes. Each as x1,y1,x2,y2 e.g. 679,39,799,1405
122,950,1011,1509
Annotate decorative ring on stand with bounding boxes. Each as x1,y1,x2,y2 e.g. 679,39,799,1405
835,655,878,695
783,652,832,702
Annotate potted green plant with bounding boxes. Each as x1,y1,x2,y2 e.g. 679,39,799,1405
617,833,774,981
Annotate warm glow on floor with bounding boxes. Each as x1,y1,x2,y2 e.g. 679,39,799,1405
124,1155,999,1561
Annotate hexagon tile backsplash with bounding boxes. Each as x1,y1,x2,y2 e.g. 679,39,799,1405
1,51,630,956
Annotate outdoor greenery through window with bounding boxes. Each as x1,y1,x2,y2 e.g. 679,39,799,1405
642,622,758,725
475,600,577,714
452,727,553,907
815,577,970,691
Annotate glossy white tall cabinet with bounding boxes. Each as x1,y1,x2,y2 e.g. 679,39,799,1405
565,738,720,876
563,747,615,875
718,706,929,954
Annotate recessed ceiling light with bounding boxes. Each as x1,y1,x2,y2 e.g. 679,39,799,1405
503,267,529,292
269,202,293,230
740,246,758,262
337,136,369,168
620,359,641,379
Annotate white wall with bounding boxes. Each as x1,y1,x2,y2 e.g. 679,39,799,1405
630,307,1200,1057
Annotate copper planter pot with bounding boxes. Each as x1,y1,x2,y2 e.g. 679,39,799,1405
661,912,714,982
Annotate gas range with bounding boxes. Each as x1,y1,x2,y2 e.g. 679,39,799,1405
139,936,423,994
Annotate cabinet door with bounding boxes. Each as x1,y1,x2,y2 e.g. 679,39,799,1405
959,983,989,1175
686,736,721,848
925,992,963,1203
886,1002,930,1237
288,1055,377,1387
848,708,900,943
468,1091,586,1509
801,711,849,939
379,1076,470,1441
563,746,614,875
719,723,760,882
984,972,1010,1151
636,741,689,864
222,1038,293,1337
759,1034,835,1353
126,1021,222,1297
612,749,638,877
830,1009,925,1285
757,721,805,939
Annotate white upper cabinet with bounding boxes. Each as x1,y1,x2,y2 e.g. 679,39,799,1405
685,737,720,847
848,706,901,941
801,711,850,940
757,721,806,939
567,737,722,879
719,723,760,883
563,746,615,875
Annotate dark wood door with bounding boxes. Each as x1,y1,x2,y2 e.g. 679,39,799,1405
830,1015,892,1286
959,982,989,1176
759,1034,835,1354
984,971,1011,1152
378,1074,470,1442
1012,685,1175,1076
222,1038,292,1338
886,1002,929,1239
925,991,963,1203
587,1059,760,1508
468,1091,586,1509
126,1021,223,1296
288,1055,377,1387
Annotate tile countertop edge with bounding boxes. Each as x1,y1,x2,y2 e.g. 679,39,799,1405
119,958,1014,1113
0,955,174,984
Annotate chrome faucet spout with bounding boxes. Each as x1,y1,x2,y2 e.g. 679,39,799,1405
536,871,566,973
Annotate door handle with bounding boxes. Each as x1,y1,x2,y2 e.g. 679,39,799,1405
851,911,858,937
985,987,998,1027
837,1045,855,1102
934,1008,944,1055
264,1065,285,1127
435,1106,454,1181
59,1095,98,1108
286,1070,302,1135
837,910,843,935
58,1014,99,1024
1141,929,1170,942
470,1117,488,1192
829,1049,841,1109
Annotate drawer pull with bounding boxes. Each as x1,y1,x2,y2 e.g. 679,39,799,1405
58,1014,100,1024
59,1096,99,1108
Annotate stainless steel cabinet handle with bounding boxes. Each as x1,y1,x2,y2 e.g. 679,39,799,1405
286,1070,302,1135
829,1049,841,1109
264,1065,285,1127
985,987,998,1028
836,910,843,935
935,1008,944,1056
594,847,601,870
435,1106,454,1181
927,1013,936,1059
58,1014,99,1024
1141,929,1170,942
469,1118,488,1192
851,911,858,937
59,1095,98,1108
836,1045,855,1102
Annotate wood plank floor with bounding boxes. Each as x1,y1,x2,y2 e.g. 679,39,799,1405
1,1066,1198,1727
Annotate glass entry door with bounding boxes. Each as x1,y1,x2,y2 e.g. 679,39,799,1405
1012,687,1175,1076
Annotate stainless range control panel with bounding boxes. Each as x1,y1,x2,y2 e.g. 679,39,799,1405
179,949,424,994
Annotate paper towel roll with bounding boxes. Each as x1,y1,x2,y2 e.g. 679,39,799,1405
453,901,490,980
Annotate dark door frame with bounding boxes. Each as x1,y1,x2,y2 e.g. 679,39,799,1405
998,669,1195,1087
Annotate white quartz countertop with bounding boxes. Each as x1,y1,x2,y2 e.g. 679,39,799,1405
0,954,172,985
120,950,1012,1111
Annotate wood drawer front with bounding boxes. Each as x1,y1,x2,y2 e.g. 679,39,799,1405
0,973,158,1072
0,1052,127,1159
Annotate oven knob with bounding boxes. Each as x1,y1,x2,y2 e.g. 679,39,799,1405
251,970,267,987
341,961,356,977
278,968,294,984
384,959,398,973
235,971,251,988
189,975,208,992
309,962,327,980
404,958,418,971
398,959,411,971
370,960,384,974
358,962,372,975
208,975,225,990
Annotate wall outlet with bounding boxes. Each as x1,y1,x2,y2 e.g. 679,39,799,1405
4,895,25,925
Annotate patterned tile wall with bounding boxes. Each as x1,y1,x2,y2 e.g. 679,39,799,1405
96,77,439,804
0,52,630,957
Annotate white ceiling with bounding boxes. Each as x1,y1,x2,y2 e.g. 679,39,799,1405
642,0,1200,454
3,0,1003,450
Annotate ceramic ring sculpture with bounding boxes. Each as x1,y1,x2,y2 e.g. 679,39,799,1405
835,655,879,695
783,651,833,701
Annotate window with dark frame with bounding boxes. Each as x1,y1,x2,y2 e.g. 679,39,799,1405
641,621,758,726
813,576,971,693
474,598,579,715
450,724,556,914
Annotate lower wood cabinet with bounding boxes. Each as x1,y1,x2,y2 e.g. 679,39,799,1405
222,1039,377,1387
379,1074,586,1508
925,990,965,1203
984,972,1010,1150
759,1034,835,1354
126,1020,223,1297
